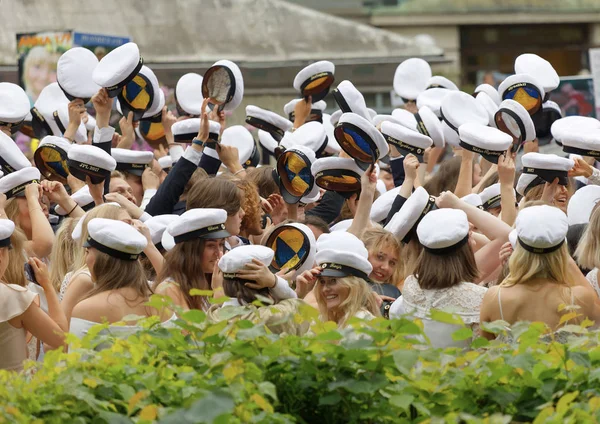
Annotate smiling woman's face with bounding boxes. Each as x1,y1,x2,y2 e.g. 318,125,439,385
318,277,350,311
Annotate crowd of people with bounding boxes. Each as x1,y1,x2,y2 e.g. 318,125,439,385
1,42,600,372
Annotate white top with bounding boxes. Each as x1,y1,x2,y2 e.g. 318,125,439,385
70,314,178,341
390,275,486,348
59,269,92,300
398,275,487,324
586,268,600,298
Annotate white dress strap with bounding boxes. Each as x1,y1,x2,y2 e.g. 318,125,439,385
497,287,505,321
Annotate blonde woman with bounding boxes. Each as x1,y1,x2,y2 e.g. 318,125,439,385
312,232,381,328
480,205,600,340
575,204,600,297
49,218,77,295
70,219,173,340
60,204,131,320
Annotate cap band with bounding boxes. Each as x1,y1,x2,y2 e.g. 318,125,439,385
173,131,197,143
459,140,505,164
30,107,53,139
423,234,469,255
562,145,600,158
85,236,140,261
105,57,144,97
244,144,260,168
0,119,24,129
315,135,329,159
482,194,502,211
314,168,361,192
0,155,18,174
522,167,568,185
402,196,436,244
173,223,228,244
203,141,218,150
245,115,285,142
208,131,219,143
57,80,92,104
5,179,39,199
319,262,370,282
439,109,458,133
53,111,66,134
495,107,526,145
67,159,111,184
518,237,564,254
288,109,323,124
116,162,146,171
414,113,431,138
523,176,546,196
384,134,425,159
332,89,352,114
0,237,11,248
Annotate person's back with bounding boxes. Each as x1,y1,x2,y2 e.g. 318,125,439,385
481,205,600,339
484,279,595,329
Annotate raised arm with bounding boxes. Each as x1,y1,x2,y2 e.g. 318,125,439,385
347,165,377,239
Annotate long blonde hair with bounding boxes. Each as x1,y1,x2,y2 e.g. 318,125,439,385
575,204,600,270
72,204,124,272
502,243,572,292
3,226,28,287
314,275,380,328
361,227,403,286
49,218,78,291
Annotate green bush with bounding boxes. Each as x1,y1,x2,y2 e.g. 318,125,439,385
2,298,600,423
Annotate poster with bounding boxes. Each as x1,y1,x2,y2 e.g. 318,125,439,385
549,76,596,118
16,30,73,104
72,32,131,61
589,48,600,118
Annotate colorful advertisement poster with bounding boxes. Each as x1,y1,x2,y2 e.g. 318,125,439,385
16,30,73,104
549,76,596,118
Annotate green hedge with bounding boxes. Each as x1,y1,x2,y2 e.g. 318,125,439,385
1,298,600,423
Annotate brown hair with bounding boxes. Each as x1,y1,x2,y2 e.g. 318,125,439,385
223,278,271,305
4,227,28,287
182,168,208,199
155,238,211,310
423,156,462,197
186,177,242,215
302,215,330,235
246,166,279,199
234,179,262,236
523,177,576,205
84,250,152,303
476,170,499,194
415,240,479,290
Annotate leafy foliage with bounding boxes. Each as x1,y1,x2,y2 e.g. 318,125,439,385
2,299,600,423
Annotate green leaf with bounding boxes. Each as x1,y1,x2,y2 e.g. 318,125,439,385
181,309,206,324
452,327,473,341
429,309,465,326
319,393,341,406
389,394,414,410
185,391,235,423
470,337,490,349
189,289,214,297
393,350,419,375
